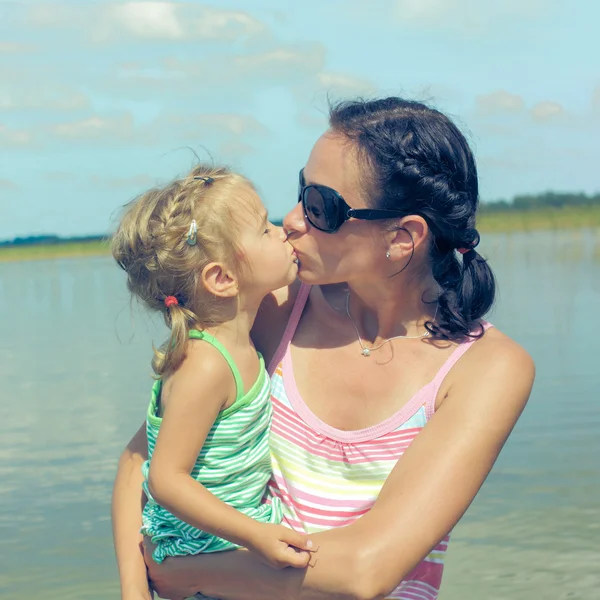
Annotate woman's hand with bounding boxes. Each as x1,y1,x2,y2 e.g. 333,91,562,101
246,523,315,569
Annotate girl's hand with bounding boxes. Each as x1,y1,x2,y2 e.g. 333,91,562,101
247,523,316,569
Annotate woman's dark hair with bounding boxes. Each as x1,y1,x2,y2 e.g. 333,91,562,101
329,97,496,340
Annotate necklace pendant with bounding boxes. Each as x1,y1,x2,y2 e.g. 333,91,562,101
361,348,371,357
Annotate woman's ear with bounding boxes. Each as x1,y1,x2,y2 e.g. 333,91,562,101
386,215,429,260
201,262,239,298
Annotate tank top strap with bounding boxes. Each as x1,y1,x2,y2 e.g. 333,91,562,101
188,329,244,401
267,284,311,375
424,321,494,420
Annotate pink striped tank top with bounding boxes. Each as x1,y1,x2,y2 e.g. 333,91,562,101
267,284,492,600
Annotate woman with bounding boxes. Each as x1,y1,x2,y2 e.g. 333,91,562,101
112,97,535,600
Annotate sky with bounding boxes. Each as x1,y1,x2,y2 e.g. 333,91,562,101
1,0,599,240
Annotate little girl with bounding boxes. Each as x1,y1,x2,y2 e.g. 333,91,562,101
111,164,313,572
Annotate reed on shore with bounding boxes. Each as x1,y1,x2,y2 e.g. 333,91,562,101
477,204,600,233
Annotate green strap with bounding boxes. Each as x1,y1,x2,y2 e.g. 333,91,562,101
188,330,243,401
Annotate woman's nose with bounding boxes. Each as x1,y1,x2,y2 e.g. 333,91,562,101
283,202,307,238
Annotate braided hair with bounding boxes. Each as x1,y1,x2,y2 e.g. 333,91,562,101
111,164,253,376
329,97,496,340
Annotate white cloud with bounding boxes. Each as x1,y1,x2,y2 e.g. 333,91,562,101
233,45,325,80
29,2,269,44
0,42,38,54
27,4,71,28
476,90,525,115
530,101,565,122
189,6,269,42
317,72,375,97
105,44,328,103
108,2,184,40
97,45,373,134
147,112,270,144
51,114,134,141
40,111,268,147
394,0,551,31
395,0,454,23
0,124,35,147
0,178,19,190
0,86,88,111
475,91,574,126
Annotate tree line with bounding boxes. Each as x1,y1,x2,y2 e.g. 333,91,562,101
479,191,600,213
2,191,599,246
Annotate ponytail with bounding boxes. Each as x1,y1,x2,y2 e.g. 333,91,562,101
428,246,496,340
152,299,198,377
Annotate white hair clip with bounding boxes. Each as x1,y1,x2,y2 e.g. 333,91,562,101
187,219,198,246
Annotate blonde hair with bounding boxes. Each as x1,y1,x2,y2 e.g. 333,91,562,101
111,164,254,377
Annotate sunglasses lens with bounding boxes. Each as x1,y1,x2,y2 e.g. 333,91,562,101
303,187,340,232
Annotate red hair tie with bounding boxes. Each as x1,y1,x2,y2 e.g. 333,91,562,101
164,296,179,308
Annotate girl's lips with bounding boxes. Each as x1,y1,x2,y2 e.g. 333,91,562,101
288,241,303,262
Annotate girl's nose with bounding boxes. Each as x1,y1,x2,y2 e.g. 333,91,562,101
283,202,307,238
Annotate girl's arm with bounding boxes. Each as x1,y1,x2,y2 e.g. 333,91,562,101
147,333,535,600
111,286,298,599
148,342,312,568
111,422,152,600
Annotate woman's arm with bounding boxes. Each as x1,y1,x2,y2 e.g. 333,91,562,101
148,333,534,600
354,334,535,596
112,422,152,600
146,525,369,600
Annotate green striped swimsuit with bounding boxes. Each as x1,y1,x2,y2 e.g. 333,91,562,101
140,330,283,564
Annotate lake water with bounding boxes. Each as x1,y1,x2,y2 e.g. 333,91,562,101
1,229,599,600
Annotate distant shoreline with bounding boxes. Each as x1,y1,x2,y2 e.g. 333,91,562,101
0,240,110,263
1,206,599,263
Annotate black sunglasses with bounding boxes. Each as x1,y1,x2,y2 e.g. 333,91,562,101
298,169,409,233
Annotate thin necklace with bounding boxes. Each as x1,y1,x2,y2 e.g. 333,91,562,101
345,292,438,357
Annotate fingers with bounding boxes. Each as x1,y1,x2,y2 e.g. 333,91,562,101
280,546,313,569
279,527,315,552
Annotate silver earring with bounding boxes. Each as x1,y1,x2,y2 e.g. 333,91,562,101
385,251,391,259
